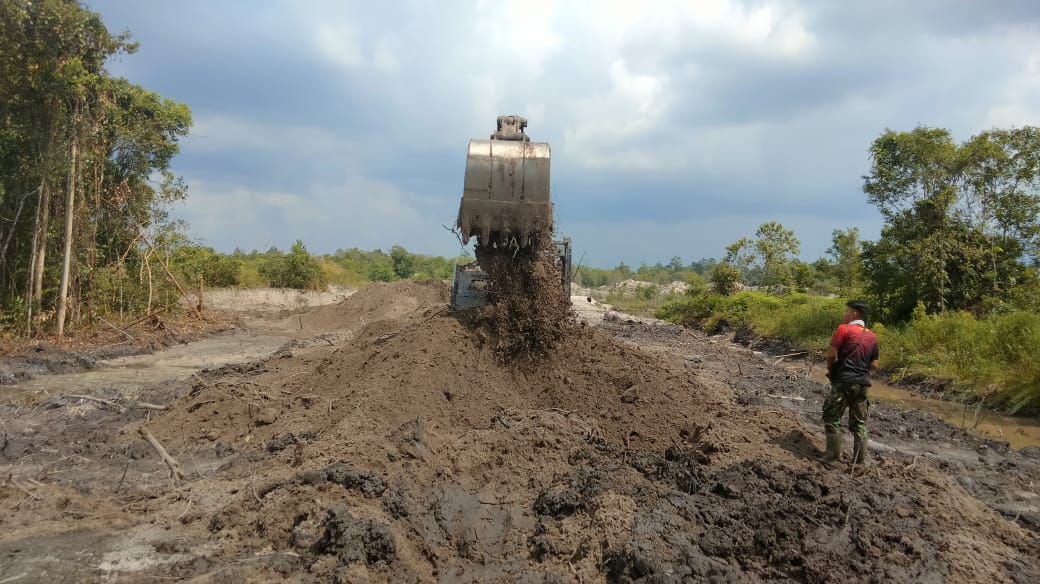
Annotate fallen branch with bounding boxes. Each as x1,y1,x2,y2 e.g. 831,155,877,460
250,474,263,503
116,457,131,493
99,317,135,340
65,393,126,414
134,401,167,412
765,394,806,402
188,399,218,413
123,304,178,329
10,477,40,501
138,426,185,483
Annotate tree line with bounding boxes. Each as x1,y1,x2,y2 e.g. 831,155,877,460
0,0,191,335
172,242,472,291
690,126,1040,323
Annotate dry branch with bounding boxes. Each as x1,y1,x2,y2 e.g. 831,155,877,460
66,393,126,413
10,477,40,501
124,304,178,328
134,401,167,412
138,426,185,483
99,317,134,340
138,232,202,320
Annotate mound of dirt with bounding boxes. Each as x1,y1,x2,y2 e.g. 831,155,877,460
129,280,1037,582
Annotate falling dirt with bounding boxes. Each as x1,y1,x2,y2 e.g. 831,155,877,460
470,225,574,358
1,280,1038,583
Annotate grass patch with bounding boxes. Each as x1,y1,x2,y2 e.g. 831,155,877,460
880,310,1040,413
659,291,1040,414
657,291,843,347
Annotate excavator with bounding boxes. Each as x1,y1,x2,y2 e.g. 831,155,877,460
450,115,571,308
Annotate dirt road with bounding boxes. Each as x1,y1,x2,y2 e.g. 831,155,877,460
2,280,1038,583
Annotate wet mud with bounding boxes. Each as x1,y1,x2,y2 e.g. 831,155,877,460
0,281,1037,583
469,226,574,358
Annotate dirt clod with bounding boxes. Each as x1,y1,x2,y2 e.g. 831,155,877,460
324,463,387,498
310,505,396,566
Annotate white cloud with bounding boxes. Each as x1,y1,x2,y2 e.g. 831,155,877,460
315,22,366,70
173,176,454,256
185,114,345,158
984,40,1040,128
96,0,1040,265
562,59,673,170
474,0,565,72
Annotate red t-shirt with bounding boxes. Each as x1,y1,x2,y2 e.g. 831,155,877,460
830,323,879,385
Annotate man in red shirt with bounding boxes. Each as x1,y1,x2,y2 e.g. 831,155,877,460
820,300,879,467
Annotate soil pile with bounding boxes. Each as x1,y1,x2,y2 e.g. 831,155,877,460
2,280,1038,583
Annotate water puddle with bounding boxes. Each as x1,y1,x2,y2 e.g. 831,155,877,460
2,331,290,404
807,369,1040,450
868,380,1040,450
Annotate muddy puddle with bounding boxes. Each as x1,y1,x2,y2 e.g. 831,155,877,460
802,366,1040,449
1,329,292,404
868,379,1040,449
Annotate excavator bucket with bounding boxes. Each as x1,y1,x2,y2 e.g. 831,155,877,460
456,115,552,248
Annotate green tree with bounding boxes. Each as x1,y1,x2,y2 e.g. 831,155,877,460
754,221,800,287
722,237,755,284
827,227,863,296
719,223,800,289
258,240,322,289
862,125,1040,320
688,257,717,276
390,245,415,279
172,244,240,288
0,0,191,335
709,261,741,295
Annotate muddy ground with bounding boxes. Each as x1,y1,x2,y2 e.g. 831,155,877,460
1,280,1038,583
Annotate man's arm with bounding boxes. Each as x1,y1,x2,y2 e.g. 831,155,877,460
826,346,838,379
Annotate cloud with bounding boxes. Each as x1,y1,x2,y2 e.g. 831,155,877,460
174,176,457,256
91,0,1040,265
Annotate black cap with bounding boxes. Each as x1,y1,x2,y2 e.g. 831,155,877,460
846,300,870,318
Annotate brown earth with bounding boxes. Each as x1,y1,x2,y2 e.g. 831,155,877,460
1,279,1038,583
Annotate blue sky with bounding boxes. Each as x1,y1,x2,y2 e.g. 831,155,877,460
90,0,1040,268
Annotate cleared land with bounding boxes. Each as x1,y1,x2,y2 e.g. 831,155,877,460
1,280,1038,583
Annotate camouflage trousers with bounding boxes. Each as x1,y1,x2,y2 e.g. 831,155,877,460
822,382,870,441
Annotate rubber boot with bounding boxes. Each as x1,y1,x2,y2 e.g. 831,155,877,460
819,432,842,467
853,436,870,468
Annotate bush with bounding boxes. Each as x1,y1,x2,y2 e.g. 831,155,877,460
258,240,325,289
872,310,1040,413
171,245,240,287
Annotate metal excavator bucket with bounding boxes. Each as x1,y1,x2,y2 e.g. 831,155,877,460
456,115,552,249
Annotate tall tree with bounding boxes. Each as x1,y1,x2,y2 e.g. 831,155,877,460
717,223,800,290
0,0,190,335
753,221,800,287
827,227,863,296
862,125,1040,321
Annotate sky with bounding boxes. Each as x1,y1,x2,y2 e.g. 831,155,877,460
88,0,1040,268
